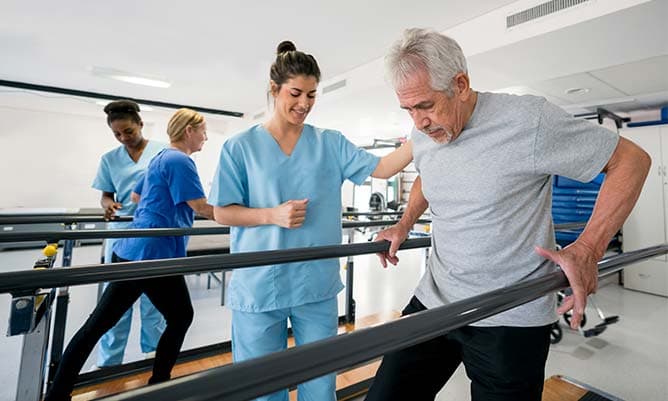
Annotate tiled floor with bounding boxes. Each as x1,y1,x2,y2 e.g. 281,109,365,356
0,243,666,400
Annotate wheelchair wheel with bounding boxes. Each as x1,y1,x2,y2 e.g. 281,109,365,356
550,323,563,344
563,311,587,328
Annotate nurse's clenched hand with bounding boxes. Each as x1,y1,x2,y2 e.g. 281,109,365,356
272,199,308,228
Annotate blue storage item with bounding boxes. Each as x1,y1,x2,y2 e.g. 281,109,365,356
552,173,605,247
553,187,600,196
554,175,604,189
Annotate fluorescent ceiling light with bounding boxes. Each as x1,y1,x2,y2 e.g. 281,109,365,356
90,66,171,88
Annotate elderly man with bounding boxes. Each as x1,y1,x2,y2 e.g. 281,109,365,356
366,28,650,401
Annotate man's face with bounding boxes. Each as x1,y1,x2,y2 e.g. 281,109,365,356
396,69,467,144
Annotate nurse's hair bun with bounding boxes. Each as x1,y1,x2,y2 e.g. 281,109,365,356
277,41,297,55
104,99,140,115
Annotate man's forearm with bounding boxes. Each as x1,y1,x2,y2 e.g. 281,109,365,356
398,176,429,231
578,137,651,258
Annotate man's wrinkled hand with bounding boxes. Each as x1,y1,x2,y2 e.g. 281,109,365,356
375,223,410,268
535,241,600,330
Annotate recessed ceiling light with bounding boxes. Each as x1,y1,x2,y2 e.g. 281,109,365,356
90,66,171,88
565,87,590,95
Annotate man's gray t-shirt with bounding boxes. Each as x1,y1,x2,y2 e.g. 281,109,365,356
412,92,619,326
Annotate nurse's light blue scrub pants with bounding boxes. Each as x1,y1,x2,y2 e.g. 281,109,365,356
232,297,338,401
97,238,166,366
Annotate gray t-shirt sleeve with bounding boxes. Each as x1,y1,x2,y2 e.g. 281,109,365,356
533,99,619,182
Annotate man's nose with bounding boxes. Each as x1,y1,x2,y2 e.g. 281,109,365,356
415,114,430,130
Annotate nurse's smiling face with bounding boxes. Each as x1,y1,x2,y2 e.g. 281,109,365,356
271,74,318,127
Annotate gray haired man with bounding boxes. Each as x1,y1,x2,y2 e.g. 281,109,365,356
366,28,650,401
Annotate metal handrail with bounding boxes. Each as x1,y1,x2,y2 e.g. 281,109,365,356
0,220,579,243
0,219,433,244
0,211,410,225
0,215,134,225
101,244,668,401
0,238,432,295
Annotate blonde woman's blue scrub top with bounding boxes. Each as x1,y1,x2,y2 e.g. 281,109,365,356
114,148,205,261
208,124,380,312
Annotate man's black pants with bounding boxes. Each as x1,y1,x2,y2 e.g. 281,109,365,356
365,296,552,401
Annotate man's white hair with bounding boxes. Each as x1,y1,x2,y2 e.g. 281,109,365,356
386,28,468,96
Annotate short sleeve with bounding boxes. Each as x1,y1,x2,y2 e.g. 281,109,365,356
208,141,248,207
163,154,205,204
92,157,115,193
534,100,619,182
336,132,380,185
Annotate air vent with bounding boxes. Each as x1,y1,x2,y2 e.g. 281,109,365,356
253,111,265,120
507,0,590,28
322,79,347,95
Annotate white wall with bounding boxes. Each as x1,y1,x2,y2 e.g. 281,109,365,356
0,97,241,209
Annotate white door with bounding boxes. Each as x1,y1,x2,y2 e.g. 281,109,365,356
622,126,666,260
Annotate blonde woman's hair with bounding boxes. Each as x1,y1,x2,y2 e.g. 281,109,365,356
167,108,205,142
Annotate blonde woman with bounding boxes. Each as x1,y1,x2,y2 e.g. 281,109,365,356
45,108,213,401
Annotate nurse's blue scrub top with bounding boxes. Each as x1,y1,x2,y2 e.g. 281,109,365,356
209,124,379,312
92,140,166,230
114,148,205,261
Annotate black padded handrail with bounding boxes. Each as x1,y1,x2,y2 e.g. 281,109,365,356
0,238,432,295
0,226,231,243
0,220,431,243
0,220,578,243
0,215,134,225
102,244,668,401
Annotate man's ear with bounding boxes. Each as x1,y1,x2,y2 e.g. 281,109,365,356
454,73,472,101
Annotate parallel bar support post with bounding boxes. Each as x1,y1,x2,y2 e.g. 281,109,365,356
47,235,75,392
15,304,52,401
345,229,356,324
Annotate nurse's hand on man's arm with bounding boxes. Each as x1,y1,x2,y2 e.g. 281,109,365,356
375,223,411,268
271,199,308,228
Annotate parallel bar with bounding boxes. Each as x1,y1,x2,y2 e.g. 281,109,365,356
0,216,133,225
0,79,244,118
0,238,431,295
102,245,668,401
0,226,231,243
0,220,423,243
0,220,577,243
342,211,405,217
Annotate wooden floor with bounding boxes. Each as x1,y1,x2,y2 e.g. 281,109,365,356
543,376,588,401
71,311,399,401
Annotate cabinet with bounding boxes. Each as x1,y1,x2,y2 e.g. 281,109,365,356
621,125,668,296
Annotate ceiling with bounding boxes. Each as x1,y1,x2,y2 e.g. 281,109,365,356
1,0,666,140
0,0,516,114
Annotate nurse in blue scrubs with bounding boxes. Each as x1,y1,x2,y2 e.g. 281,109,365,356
209,41,413,401
46,108,214,401
92,99,166,367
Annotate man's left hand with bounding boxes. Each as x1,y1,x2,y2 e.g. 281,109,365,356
535,241,600,330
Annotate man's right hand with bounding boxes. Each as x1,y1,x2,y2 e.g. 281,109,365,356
375,223,410,268
272,199,308,228
103,202,122,220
